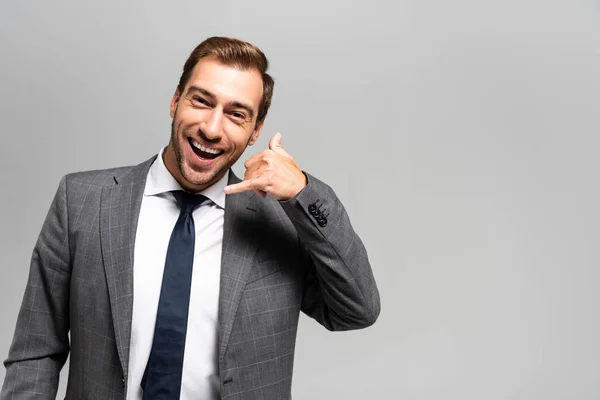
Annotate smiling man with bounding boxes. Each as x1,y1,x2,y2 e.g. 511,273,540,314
1,37,380,400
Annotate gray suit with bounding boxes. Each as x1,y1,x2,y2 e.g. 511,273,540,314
1,155,380,399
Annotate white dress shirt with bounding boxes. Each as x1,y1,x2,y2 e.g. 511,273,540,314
126,148,225,400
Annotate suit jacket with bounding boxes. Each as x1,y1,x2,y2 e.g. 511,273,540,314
1,155,380,399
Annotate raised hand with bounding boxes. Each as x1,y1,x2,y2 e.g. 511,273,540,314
224,132,307,201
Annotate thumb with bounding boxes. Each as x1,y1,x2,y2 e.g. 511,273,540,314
268,132,283,152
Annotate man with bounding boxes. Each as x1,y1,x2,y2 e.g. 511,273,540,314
1,36,380,399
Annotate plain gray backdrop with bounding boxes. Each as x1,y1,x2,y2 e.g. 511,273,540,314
1,1,600,399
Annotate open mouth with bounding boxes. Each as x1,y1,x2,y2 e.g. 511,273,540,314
188,138,223,160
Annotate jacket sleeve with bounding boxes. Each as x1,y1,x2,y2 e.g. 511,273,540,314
1,176,71,399
279,173,381,331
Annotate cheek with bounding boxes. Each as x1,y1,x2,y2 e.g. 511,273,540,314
172,118,185,138
177,107,206,125
174,114,200,137
230,130,255,149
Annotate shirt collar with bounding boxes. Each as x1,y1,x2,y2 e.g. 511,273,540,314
144,147,227,209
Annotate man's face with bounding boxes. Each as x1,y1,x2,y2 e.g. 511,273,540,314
164,56,264,193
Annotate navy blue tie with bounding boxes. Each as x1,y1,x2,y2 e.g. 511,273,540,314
141,190,207,399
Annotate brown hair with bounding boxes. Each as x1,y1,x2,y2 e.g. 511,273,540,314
177,37,274,125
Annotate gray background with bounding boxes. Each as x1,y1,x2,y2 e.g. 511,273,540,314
1,0,599,399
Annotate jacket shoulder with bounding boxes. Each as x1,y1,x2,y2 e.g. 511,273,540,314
66,166,128,186
63,156,156,189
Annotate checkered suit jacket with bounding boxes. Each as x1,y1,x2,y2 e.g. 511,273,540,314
1,155,380,399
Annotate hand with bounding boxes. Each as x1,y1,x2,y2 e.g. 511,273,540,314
224,132,307,200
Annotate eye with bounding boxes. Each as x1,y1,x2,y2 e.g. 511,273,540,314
231,111,246,120
191,96,209,106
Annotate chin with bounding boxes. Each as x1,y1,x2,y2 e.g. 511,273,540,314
181,165,222,189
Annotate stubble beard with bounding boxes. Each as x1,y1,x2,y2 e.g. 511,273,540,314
170,118,240,190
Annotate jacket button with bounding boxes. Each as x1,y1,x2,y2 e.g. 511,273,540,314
122,377,126,388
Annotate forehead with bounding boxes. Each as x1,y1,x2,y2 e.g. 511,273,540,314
185,57,263,111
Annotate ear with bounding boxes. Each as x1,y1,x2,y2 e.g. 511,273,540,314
248,121,264,146
170,88,181,118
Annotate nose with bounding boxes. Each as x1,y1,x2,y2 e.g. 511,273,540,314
201,108,224,141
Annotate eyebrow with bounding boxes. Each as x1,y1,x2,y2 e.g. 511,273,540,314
186,85,256,120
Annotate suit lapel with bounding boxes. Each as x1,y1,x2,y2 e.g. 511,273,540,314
100,156,156,376
101,162,260,371
218,171,261,363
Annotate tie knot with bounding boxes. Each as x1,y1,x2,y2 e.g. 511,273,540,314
172,190,207,214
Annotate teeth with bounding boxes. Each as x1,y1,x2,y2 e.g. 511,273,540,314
191,140,222,155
